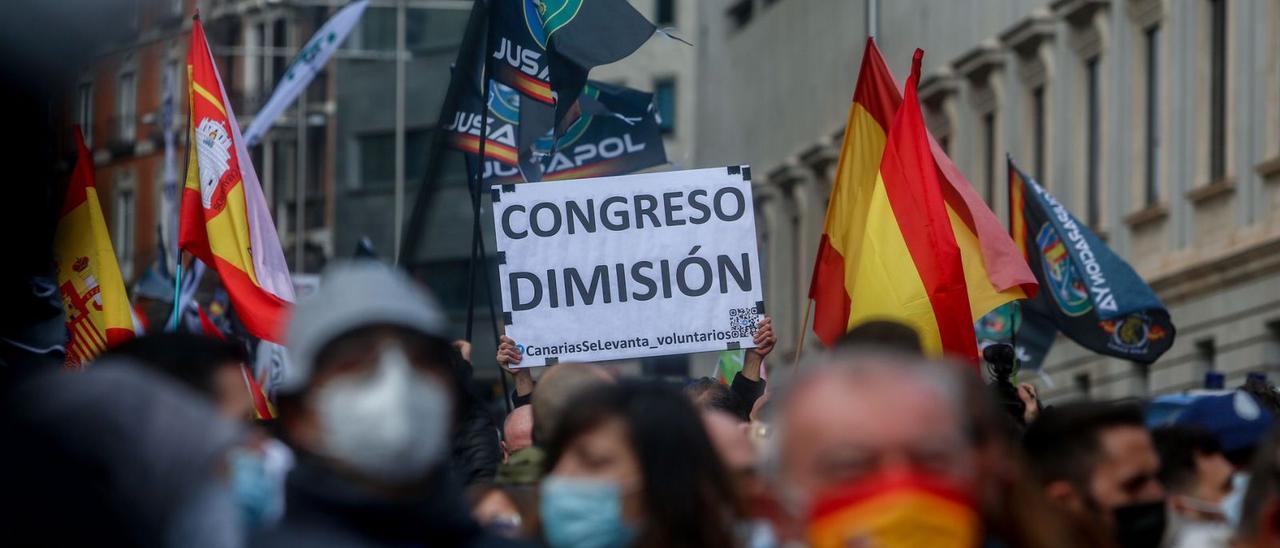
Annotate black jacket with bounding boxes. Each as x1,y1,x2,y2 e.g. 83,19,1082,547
450,355,502,485
252,459,529,548
730,372,766,421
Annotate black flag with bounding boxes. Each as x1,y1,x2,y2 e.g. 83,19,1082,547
486,0,655,181
443,79,667,183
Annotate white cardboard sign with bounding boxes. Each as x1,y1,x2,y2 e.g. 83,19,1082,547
492,166,764,367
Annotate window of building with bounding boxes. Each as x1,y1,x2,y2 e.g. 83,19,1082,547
118,71,137,142
1196,338,1217,379
1085,56,1100,228
162,58,180,112
983,111,996,205
360,8,397,51
727,0,753,30
358,132,395,188
1131,362,1150,397
1144,26,1161,206
77,82,93,144
413,257,497,313
357,129,432,188
272,18,289,87
1208,0,1227,181
656,0,675,26
1074,372,1092,399
655,78,676,135
1032,85,1045,179
114,188,134,275
1265,319,1280,370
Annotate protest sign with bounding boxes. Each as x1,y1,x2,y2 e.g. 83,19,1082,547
493,166,764,367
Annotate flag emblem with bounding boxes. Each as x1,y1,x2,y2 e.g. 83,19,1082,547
195,117,235,209
1099,314,1169,354
1036,223,1091,317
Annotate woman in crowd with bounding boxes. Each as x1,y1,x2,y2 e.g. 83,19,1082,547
541,381,744,548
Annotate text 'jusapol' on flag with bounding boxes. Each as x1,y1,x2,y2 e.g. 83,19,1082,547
806,39,1037,365
180,15,294,343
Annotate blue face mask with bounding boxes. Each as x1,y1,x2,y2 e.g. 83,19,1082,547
229,446,289,530
540,476,637,548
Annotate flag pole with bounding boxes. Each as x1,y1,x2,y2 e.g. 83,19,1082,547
463,0,494,344
170,31,196,331
792,299,812,366
1006,156,1019,374
398,0,489,266
463,158,513,412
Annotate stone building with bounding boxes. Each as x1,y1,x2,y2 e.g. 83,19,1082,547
696,0,1280,400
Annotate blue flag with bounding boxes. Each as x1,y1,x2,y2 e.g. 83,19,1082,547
1008,158,1175,366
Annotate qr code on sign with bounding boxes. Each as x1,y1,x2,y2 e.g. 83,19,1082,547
727,306,760,338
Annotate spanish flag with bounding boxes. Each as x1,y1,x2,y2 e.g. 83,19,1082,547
808,40,1036,363
54,128,135,368
181,16,294,342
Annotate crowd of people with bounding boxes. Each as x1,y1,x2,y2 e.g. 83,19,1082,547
4,260,1280,548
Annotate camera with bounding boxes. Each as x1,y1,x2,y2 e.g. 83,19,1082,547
984,343,1027,428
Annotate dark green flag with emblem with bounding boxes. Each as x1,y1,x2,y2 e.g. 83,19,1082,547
486,0,656,181
1007,158,1176,366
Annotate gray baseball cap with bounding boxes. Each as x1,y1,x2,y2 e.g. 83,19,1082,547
280,261,448,394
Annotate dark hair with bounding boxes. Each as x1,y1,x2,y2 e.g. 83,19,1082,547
683,377,738,416
545,381,741,548
1153,425,1224,494
836,319,923,354
99,333,248,400
1022,400,1147,490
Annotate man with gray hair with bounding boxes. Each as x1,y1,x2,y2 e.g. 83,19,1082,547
763,350,980,545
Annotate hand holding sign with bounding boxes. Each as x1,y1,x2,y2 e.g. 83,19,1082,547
750,315,776,359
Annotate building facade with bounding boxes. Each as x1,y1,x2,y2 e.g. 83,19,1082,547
70,0,339,289
696,0,1280,401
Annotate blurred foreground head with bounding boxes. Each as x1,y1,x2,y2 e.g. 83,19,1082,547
0,361,243,546
531,363,613,444
101,332,253,420
279,261,455,488
1235,429,1280,547
761,350,988,548
765,350,973,513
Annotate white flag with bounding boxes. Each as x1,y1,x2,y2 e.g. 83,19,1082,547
242,0,368,146
160,62,179,274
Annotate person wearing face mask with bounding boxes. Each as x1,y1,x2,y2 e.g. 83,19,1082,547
100,333,296,531
1023,401,1167,548
1153,426,1236,546
540,380,743,548
1232,427,1280,547
763,351,986,547
253,262,526,548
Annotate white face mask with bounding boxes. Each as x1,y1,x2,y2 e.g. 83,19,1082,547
315,344,452,484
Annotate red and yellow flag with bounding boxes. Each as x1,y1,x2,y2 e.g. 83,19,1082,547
808,39,1037,362
55,128,135,368
807,473,980,548
181,17,294,342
